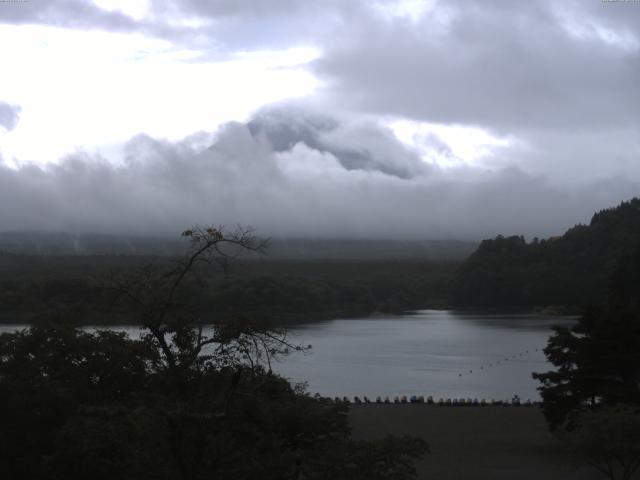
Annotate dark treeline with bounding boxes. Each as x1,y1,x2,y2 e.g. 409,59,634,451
0,254,457,325
453,198,640,310
3,198,640,324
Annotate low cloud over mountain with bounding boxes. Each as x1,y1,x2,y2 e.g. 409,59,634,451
1,106,636,240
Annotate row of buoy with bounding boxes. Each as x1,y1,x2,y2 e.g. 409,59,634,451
313,394,536,407
457,348,541,377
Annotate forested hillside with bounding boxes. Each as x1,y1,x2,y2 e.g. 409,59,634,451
453,198,640,309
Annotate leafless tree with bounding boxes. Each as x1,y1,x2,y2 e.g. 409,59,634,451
109,223,313,415
110,225,271,372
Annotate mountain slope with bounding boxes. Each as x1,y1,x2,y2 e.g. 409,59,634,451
452,198,640,308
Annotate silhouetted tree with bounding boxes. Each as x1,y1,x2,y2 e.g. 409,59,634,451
110,226,269,373
533,247,640,430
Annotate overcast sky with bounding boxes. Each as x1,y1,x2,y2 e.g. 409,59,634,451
0,0,638,239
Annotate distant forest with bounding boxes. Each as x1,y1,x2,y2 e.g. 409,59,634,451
0,235,477,324
0,254,456,325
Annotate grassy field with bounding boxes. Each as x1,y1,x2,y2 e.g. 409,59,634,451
349,405,604,480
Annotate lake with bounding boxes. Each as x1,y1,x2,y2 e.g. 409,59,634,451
0,310,575,401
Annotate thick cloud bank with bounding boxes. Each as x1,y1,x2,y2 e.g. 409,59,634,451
1,107,637,240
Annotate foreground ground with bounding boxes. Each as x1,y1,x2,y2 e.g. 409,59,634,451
349,405,602,480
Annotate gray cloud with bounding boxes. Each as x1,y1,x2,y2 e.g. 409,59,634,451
0,0,353,54
505,127,640,185
0,107,636,240
0,102,22,131
314,0,640,132
0,0,138,31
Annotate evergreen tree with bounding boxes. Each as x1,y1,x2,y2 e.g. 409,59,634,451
533,247,640,430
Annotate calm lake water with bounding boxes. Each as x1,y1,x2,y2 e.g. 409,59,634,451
275,310,576,401
0,310,575,401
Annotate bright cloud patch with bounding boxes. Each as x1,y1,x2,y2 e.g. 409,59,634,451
0,25,319,164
